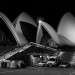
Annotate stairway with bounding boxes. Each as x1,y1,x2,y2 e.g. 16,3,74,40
0,44,31,62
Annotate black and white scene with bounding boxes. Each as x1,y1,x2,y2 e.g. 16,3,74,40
0,1,75,75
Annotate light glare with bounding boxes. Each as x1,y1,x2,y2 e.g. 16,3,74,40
39,20,42,23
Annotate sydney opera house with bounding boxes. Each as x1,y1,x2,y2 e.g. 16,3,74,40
0,12,75,67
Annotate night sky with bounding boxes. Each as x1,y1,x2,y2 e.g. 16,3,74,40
0,1,75,31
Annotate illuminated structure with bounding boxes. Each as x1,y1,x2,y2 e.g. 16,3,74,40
0,12,37,46
0,12,24,46
13,12,37,43
36,20,59,47
0,12,75,64
57,12,75,64
58,12,75,46
0,12,37,60
36,13,75,64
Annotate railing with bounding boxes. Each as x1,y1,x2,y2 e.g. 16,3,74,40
0,44,31,62
30,42,57,51
0,42,58,62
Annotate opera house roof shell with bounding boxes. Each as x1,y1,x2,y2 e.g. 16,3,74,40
0,12,75,63
0,12,75,47
57,12,75,46
36,13,75,47
0,12,37,46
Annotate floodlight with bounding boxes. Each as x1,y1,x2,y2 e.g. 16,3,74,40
39,20,42,23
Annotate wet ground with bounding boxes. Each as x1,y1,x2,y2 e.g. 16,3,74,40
0,67,75,75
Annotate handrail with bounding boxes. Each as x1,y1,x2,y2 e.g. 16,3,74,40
0,42,58,62
0,44,31,61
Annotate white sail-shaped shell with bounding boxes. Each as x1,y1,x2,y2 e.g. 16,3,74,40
36,21,60,44
58,12,75,46
13,12,37,33
0,12,27,46
13,12,37,42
